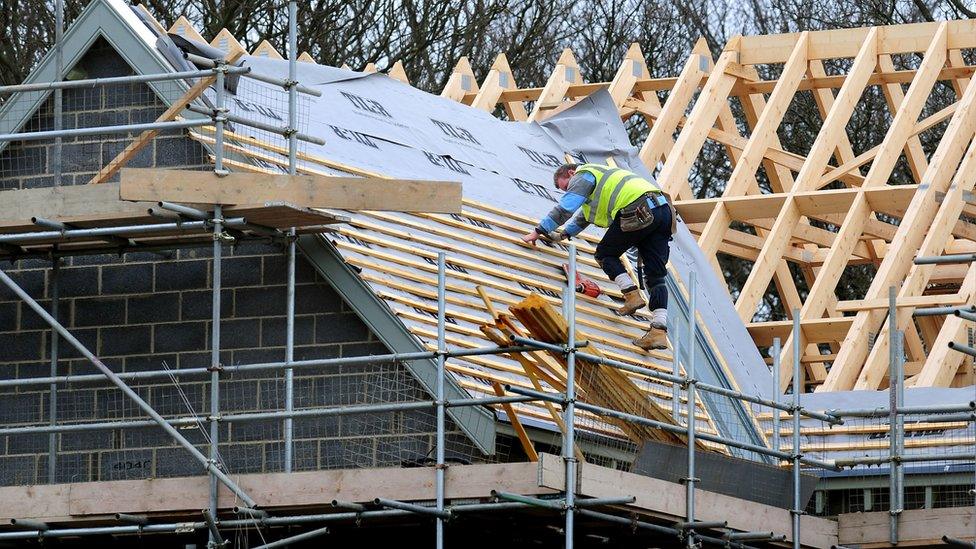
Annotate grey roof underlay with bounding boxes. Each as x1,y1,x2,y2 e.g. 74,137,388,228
199,55,773,455
195,55,973,462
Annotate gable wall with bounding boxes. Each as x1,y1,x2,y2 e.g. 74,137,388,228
0,40,490,486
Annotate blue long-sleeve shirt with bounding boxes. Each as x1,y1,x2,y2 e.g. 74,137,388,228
536,172,595,237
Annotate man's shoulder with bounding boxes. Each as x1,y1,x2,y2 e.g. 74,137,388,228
570,171,596,186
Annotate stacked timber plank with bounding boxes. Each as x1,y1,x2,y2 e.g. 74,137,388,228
510,293,688,446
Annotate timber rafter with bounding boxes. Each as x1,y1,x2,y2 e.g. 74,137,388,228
171,18,976,394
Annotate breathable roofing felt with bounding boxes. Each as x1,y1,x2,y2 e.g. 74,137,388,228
172,51,774,454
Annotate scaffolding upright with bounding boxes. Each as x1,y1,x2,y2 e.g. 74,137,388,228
0,7,974,548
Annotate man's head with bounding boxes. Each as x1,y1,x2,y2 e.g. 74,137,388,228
553,163,579,191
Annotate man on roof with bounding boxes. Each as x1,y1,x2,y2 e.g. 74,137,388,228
521,162,676,351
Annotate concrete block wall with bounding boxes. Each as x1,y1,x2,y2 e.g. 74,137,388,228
0,38,210,190
0,39,484,486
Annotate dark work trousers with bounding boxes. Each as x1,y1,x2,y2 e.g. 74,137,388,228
593,203,672,320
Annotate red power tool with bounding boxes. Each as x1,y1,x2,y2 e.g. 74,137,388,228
562,264,602,298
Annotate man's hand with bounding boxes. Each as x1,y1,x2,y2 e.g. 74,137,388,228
521,230,541,245
539,229,569,243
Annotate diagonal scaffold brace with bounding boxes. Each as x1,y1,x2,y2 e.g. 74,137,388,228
0,267,258,509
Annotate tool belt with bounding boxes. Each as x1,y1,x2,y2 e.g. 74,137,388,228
619,192,676,234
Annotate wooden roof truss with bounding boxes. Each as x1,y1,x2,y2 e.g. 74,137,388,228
167,19,976,396
435,21,976,394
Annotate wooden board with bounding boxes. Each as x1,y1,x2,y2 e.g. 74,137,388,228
0,182,343,257
0,182,152,228
119,169,462,213
0,183,341,233
675,185,918,225
838,507,975,548
0,459,556,522
563,456,839,549
0,452,849,549
509,293,694,447
747,317,853,346
736,19,976,64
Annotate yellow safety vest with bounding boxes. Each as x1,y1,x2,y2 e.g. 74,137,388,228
576,164,662,228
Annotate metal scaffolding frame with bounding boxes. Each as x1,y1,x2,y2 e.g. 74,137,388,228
826,282,976,546
0,217,852,547
0,218,858,549
0,211,854,549
0,4,974,548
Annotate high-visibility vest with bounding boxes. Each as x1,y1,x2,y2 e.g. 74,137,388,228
576,164,662,228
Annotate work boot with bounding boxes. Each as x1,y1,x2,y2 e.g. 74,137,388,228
633,326,669,350
616,288,645,316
